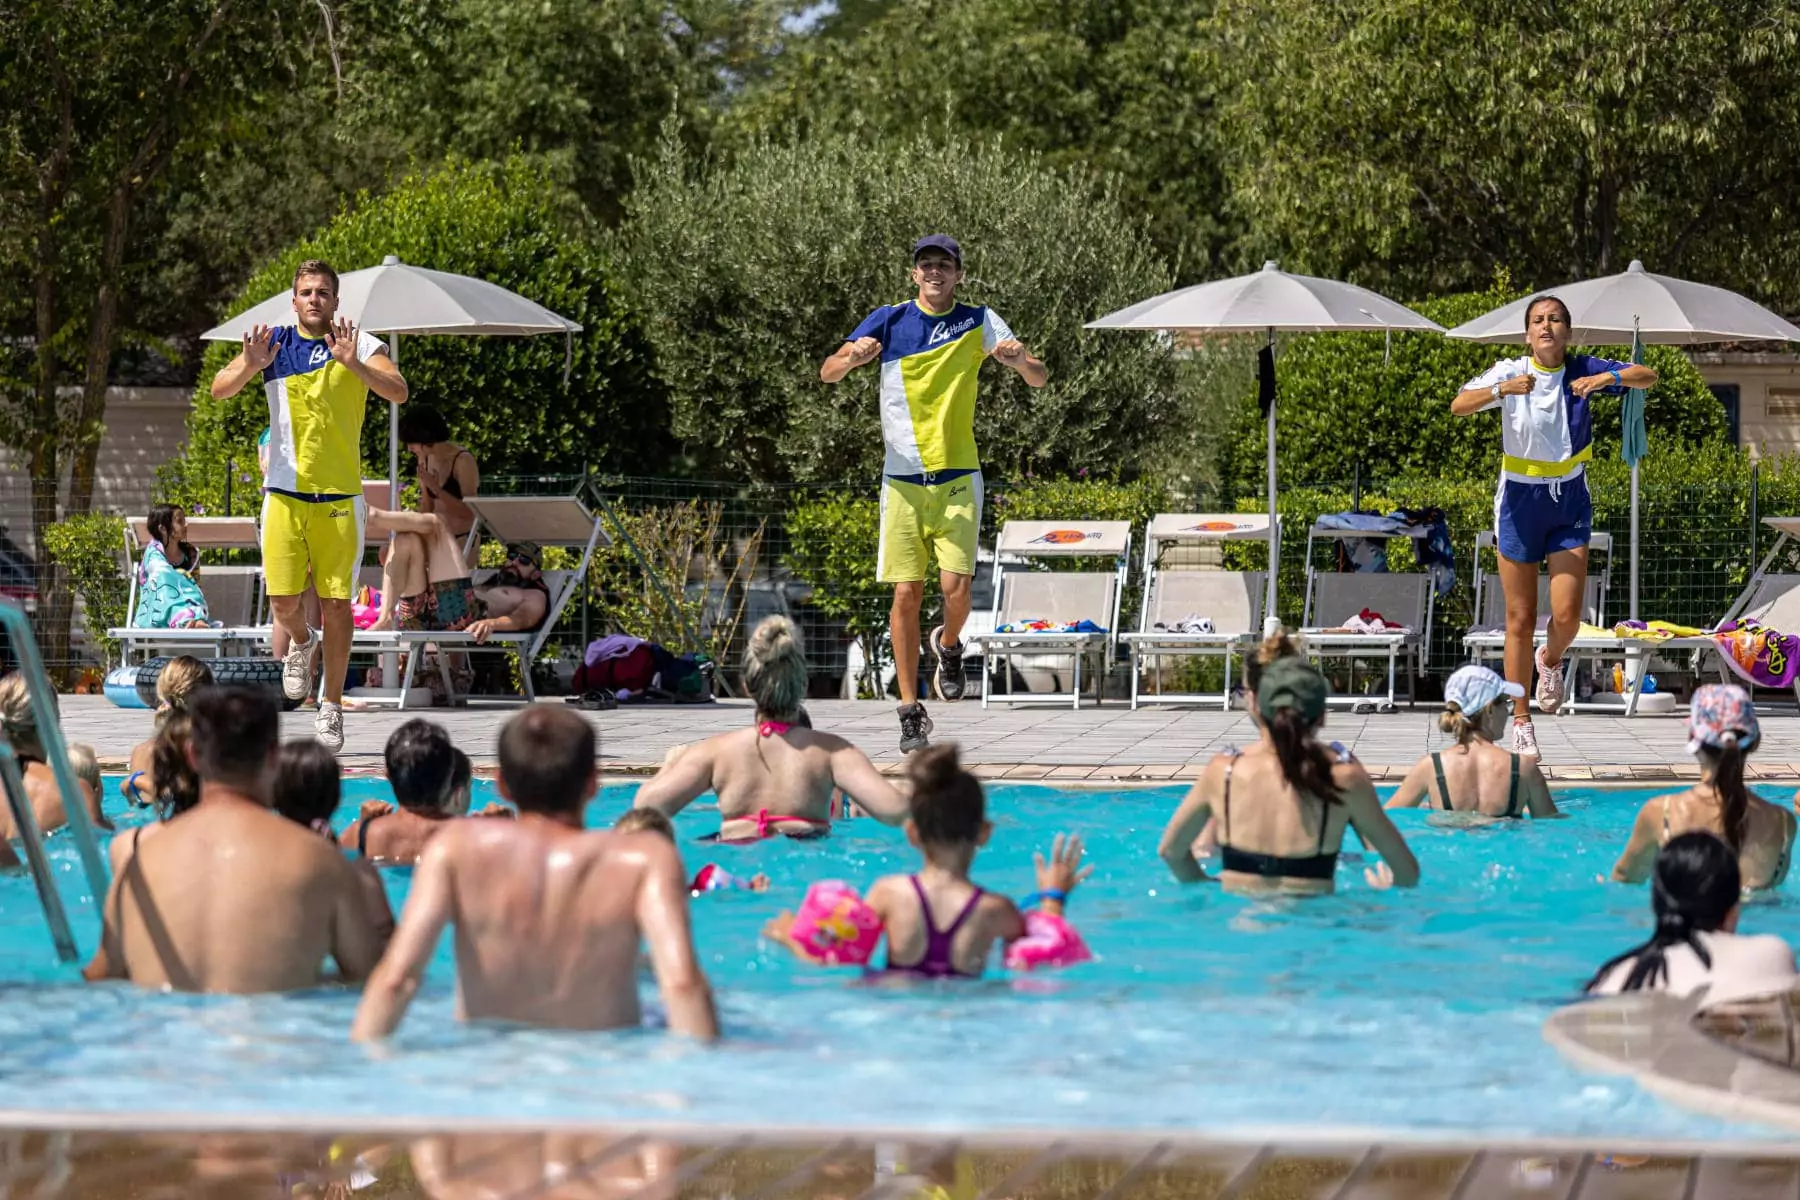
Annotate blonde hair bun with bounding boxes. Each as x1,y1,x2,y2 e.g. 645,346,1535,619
743,615,806,721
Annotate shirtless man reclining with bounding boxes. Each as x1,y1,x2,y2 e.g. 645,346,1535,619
84,686,387,993
351,705,718,1040
368,511,548,645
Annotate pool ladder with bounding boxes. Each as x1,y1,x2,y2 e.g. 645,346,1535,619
0,599,110,963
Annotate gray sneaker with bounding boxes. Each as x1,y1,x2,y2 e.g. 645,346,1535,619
929,625,966,702
282,632,320,701
315,701,344,753
898,702,933,754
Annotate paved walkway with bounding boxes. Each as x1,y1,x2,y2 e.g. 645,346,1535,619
59,696,1800,782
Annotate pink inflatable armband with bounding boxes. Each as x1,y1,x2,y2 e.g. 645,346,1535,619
690,863,749,894
351,585,382,630
789,880,883,966
1004,910,1092,972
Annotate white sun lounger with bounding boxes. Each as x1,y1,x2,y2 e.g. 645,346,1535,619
968,519,1130,709
1120,512,1275,710
345,493,608,708
109,516,268,664
1297,519,1440,709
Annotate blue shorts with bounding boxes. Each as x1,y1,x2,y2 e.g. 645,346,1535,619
1495,474,1591,563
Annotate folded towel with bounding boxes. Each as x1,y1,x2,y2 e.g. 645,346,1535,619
1612,619,1706,641
995,618,1108,634
1153,614,1216,634
1322,608,1410,635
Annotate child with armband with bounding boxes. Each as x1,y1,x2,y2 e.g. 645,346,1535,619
612,808,770,894
763,743,1092,978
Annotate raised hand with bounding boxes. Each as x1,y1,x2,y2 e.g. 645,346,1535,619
992,338,1027,364
1365,860,1396,890
849,336,882,366
327,316,360,366
1571,373,1617,397
1497,374,1532,397
1034,832,1094,896
242,323,277,370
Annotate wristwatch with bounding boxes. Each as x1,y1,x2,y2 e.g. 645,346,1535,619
1491,382,1503,403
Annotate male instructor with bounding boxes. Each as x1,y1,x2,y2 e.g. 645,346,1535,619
212,260,408,751
821,235,1047,752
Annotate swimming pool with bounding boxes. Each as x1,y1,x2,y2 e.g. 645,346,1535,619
3,779,1796,1140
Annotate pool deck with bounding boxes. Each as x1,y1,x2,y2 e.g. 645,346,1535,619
62,695,1800,784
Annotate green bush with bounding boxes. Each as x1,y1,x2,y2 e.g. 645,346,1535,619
616,125,1180,484
1216,281,1732,494
163,156,668,516
42,512,129,668
784,494,888,697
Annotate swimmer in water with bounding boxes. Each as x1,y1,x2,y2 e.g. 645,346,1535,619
614,808,771,893
274,739,397,944
1387,664,1558,820
765,742,1089,980
106,703,204,876
342,719,509,865
0,672,106,844
1612,683,1797,891
1158,635,1418,896
122,656,212,809
352,705,718,1040
632,615,908,841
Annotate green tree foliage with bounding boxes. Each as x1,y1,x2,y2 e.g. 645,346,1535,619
1209,0,1800,307
783,494,888,696
163,157,668,514
616,127,1180,484
731,0,1223,275
41,512,128,666
1215,283,1731,494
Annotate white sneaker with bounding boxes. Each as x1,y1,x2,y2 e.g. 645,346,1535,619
282,632,320,701
1510,718,1541,759
315,701,344,753
1534,645,1566,714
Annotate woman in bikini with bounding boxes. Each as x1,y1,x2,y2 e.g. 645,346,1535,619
1612,684,1797,891
1158,634,1418,896
632,615,909,841
399,404,480,548
1387,664,1558,820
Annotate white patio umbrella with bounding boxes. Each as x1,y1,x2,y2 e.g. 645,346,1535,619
1088,260,1447,630
200,255,583,499
1447,259,1800,619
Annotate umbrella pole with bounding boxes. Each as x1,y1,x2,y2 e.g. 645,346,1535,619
1630,461,1640,622
388,333,401,504
1265,327,1279,635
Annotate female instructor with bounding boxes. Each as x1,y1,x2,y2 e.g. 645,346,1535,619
1452,295,1656,759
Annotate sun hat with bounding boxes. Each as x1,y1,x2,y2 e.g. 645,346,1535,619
1256,656,1328,725
1686,683,1759,756
505,540,542,569
912,234,962,265
1443,664,1525,717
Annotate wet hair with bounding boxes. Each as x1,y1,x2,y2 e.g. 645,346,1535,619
906,743,985,846
1242,628,1303,696
1586,831,1741,994
0,672,50,758
1524,294,1571,330
293,259,339,294
498,706,596,815
397,405,453,445
273,740,343,831
1699,742,1752,852
146,504,185,552
155,656,213,726
67,743,101,799
149,711,201,820
744,615,806,723
614,807,675,841
385,719,460,812
1240,631,1342,805
188,687,279,788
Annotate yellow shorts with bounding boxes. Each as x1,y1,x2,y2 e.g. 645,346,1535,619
878,472,982,583
261,491,366,601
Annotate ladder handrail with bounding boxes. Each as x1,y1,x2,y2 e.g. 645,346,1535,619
0,599,110,934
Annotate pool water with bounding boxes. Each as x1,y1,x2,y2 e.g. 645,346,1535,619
2,779,1797,1138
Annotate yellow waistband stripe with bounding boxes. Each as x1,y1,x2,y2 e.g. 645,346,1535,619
1502,445,1592,479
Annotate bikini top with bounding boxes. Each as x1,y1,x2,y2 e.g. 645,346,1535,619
1217,742,1352,881
885,875,986,979
1430,750,1523,818
356,810,384,857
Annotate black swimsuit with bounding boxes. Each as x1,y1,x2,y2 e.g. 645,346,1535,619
1217,744,1351,881
1430,751,1524,817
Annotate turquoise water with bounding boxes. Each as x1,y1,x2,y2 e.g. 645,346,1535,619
0,778,1796,1137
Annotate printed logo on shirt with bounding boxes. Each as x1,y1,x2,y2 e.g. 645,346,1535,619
927,316,979,347
948,481,970,499
308,343,330,367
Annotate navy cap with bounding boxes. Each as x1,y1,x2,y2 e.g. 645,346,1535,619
912,234,962,265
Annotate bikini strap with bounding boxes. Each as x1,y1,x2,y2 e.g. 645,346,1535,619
1662,795,1672,843
1508,753,1522,817
1220,750,1238,845
357,811,382,857
1431,752,1449,810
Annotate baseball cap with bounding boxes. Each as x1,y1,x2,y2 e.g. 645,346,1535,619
1256,656,1328,725
1686,683,1759,756
1443,665,1525,717
913,234,962,265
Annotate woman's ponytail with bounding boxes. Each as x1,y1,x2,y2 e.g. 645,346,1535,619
1268,707,1341,806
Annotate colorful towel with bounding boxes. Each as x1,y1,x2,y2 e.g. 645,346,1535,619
132,541,218,629
1712,620,1800,690
1613,619,1706,641
995,619,1107,634
1321,608,1410,635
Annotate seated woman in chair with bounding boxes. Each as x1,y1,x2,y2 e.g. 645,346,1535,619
132,504,220,629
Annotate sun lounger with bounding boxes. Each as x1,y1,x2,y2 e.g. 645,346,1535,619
109,517,268,664
1120,513,1274,710
345,493,608,708
1300,572,1430,709
968,520,1130,709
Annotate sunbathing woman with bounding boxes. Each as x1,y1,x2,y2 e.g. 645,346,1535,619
1612,683,1796,890
1387,664,1558,820
1158,637,1418,895
632,615,908,841
122,656,212,809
